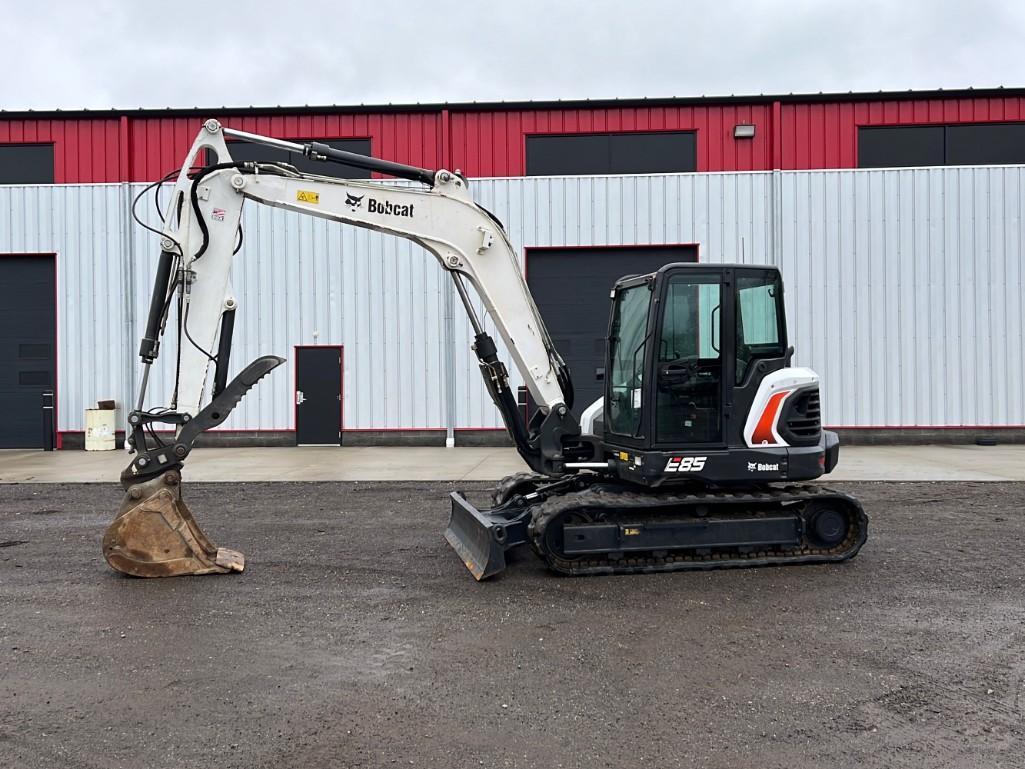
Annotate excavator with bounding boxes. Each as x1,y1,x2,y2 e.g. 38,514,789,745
103,120,867,580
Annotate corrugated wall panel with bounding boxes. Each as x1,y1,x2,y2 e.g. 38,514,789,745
782,96,1025,169
780,166,1025,426
0,119,121,182
3,165,1022,436
6,96,1025,187
450,105,774,176
0,184,128,431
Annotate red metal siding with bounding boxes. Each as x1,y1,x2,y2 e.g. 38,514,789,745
0,118,121,182
3,94,1025,183
781,96,1025,169
127,112,444,181
449,105,773,176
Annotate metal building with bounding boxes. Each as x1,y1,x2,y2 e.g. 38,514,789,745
1,88,1024,448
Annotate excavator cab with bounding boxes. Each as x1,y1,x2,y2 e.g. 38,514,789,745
596,263,835,487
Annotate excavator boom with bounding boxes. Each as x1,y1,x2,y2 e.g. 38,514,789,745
106,120,582,578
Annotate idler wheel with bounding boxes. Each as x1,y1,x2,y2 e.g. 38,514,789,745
806,504,849,547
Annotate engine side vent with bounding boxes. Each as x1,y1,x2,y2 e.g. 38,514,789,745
782,387,821,445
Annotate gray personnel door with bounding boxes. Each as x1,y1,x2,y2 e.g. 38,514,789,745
295,346,342,445
0,255,57,448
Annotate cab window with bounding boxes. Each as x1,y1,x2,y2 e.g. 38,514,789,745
606,283,651,436
736,273,785,384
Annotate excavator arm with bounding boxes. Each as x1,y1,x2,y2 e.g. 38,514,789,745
104,120,585,578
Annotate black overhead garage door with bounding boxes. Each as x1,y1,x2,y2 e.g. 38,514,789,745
0,256,56,448
526,246,697,418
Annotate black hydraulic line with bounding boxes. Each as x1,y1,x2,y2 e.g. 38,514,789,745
139,250,176,362
190,162,248,260
189,160,314,261
305,142,436,186
450,272,484,335
212,308,236,398
180,300,217,364
553,355,575,411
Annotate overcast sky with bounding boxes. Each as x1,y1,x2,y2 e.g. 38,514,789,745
1,0,1023,110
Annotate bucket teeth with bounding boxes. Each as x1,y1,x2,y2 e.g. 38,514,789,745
103,470,244,578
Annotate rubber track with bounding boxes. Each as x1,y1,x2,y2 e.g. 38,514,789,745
527,484,868,576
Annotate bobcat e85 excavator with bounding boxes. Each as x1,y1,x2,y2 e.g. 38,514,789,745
103,120,867,580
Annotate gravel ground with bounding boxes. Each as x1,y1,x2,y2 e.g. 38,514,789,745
1,481,1024,769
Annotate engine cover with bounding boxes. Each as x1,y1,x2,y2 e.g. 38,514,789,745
742,367,820,448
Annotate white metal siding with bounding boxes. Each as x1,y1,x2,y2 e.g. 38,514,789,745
781,167,1024,427
0,184,129,432
0,166,1021,434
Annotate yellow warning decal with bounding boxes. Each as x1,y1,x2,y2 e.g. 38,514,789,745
618,451,629,461
623,527,641,536
296,190,320,204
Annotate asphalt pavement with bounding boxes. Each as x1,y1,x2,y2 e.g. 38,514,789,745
2,480,1024,768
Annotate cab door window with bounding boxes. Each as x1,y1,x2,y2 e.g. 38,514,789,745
655,274,722,444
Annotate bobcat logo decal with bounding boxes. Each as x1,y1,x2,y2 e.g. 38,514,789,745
345,193,415,218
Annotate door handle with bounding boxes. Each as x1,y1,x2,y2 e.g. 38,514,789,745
296,390,305,405
661,364,692,381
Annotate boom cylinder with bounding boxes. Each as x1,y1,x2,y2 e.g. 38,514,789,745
212,308,236,398
139,250,176,362
472,331,532,457
306,142,437,186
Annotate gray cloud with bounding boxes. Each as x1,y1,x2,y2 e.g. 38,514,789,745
1,0,1023,110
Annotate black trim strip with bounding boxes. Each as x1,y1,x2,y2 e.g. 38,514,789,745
7,87,1025,119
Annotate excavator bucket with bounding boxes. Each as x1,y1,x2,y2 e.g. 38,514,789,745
445,492,529,580
103,469,243,578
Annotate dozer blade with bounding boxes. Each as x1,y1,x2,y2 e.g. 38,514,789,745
103,469,244,578
445,492,528,581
